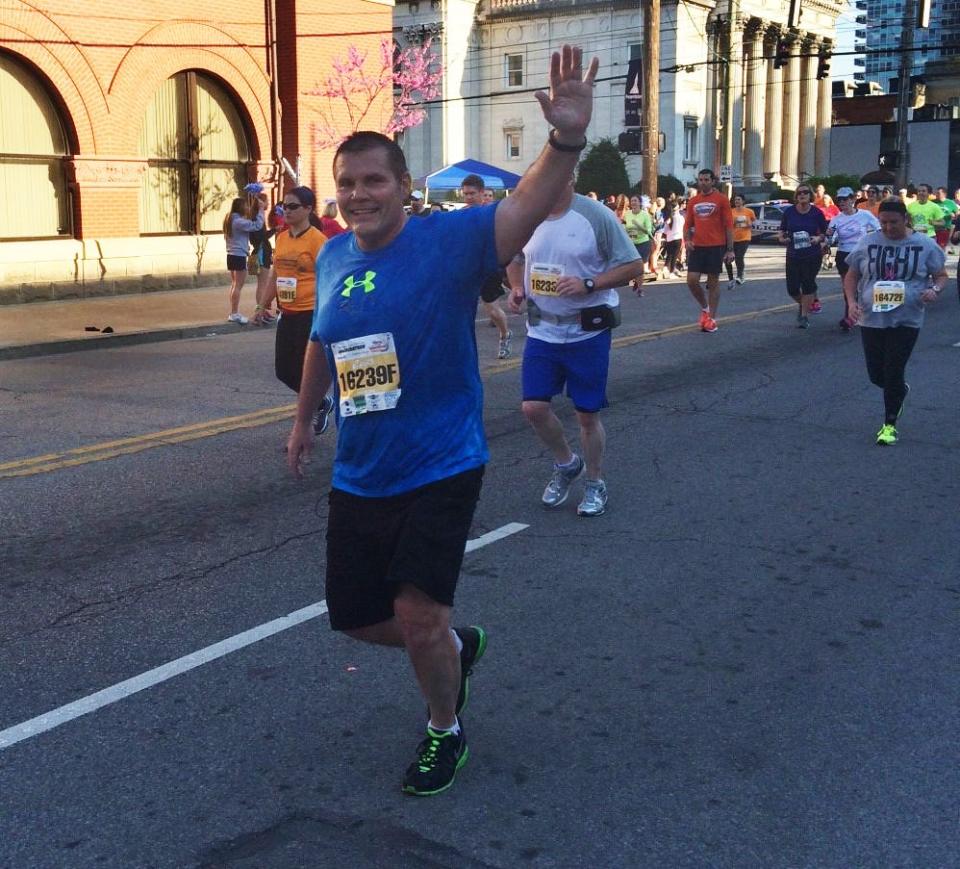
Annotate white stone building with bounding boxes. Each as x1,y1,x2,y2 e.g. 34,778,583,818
394,0,845,191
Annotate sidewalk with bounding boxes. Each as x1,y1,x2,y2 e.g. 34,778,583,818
0,284,246,361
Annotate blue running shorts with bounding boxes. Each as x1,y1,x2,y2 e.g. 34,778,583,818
521,331,611,413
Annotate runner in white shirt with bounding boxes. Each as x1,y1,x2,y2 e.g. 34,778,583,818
827,186,881,331
506,180,642,516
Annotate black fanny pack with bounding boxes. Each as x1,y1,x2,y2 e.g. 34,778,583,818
480,272,507,303
580,304,622,331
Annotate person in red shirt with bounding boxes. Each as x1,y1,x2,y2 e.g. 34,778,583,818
683,169,735,332
318,199,347,238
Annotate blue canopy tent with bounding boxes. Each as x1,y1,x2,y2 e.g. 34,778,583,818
415,159,522,197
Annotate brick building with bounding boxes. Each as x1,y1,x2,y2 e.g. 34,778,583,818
0,0,391,298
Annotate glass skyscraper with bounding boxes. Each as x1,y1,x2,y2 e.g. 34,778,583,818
854,0,960,90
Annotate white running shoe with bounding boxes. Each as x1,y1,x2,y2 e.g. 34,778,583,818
227,312,249,325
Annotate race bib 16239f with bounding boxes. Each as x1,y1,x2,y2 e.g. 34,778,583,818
332,332,401,417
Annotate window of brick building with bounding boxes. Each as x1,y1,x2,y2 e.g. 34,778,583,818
0,53,71,240
138,72,251,235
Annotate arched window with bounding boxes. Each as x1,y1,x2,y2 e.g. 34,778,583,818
138,72,251,234
0,53,70,239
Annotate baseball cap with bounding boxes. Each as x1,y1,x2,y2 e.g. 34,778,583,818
410,190,424,200
836,186,855,199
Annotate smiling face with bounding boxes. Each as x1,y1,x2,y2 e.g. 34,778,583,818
334,146,410,251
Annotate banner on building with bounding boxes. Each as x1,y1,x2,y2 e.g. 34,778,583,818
625,57,643,128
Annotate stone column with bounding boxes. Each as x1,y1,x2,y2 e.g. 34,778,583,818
798,36,819,179
763,28,784,181
742,19,766,186
780,33,801,185
727,17,745,181
815,73,832,175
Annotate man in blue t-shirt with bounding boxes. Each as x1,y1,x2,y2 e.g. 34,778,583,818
285,46,600,797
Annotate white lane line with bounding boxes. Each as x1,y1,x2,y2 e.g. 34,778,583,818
465,522,529,553
0,522,530,752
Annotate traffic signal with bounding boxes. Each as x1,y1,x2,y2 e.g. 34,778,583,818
774,38,789,70
618,131,642,155
816,47,831,80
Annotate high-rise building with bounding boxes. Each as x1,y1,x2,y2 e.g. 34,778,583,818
854,0,960,91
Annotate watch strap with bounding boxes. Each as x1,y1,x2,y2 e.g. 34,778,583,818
548,129,587,153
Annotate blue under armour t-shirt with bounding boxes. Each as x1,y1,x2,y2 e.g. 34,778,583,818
311,204,499,497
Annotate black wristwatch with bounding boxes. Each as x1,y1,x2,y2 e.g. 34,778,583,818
548,129,588,153
583,278,596,293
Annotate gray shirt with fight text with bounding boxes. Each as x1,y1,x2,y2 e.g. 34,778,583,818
846,231,945,329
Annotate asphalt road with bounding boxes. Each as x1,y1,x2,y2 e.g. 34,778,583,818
1,260,959,869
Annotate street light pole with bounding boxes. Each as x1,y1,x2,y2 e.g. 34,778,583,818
641,0,660,200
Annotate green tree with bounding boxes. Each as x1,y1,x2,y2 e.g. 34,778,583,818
575,139,630,199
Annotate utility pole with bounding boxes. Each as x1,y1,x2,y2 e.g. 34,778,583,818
893,0,916,188
720,0,740,197
641,0,660,200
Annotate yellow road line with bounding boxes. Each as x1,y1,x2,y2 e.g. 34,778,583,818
0,406,296,479
3,294,834,479
486,295,837,374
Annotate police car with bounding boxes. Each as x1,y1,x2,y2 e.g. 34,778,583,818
745,200,791,243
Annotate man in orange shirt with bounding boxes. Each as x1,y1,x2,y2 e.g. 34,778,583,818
683,169,735,332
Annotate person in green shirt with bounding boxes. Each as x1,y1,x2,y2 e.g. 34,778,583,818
624,194,654,265
906,183,944,238
935,187,957,250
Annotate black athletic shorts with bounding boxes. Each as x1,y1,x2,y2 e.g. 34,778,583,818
324,466,485,631
226,254,247,272
687,245,725,276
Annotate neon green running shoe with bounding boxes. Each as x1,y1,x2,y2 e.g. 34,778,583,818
454,626,487,715
402,724,469,796
876,423,898,446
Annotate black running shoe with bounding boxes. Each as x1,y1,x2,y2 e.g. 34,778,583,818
455,625,487,715
402,724,468,796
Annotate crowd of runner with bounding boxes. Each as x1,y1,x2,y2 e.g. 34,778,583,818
219,44,957,799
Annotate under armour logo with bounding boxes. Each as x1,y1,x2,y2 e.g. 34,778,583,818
341,270,377,297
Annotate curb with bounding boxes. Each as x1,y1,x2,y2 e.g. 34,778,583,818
0,321,255,362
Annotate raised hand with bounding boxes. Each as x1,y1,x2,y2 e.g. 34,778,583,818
533,45,600,141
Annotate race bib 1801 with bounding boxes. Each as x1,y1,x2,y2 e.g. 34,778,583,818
530,263,562,296
276,276,297,304
872,280,905,313
332,332,401,417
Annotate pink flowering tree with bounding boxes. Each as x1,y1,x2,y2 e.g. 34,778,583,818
307,38,442,149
